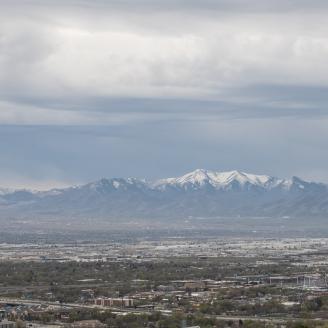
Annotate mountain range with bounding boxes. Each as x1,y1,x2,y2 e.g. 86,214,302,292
1,169,328,219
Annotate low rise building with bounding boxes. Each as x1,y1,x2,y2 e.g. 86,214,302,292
95,297,134,308
0,320,16,328
70,320,105,328
184,281,206,292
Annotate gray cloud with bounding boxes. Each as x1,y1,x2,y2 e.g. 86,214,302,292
4,0,328,13
2,0,328,105
0,0,327,187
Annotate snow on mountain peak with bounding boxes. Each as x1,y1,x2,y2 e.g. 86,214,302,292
0,170,323,198
154,169,283,190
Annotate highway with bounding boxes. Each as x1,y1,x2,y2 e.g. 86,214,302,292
0,283,112,295
0,297,325,323
0,297,152,315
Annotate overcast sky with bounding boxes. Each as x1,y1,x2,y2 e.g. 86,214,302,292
1,0,328,189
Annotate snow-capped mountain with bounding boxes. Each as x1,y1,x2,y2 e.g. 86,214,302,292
154,169,286,191
0,169,327,219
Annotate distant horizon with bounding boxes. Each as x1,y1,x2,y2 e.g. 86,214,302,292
1,168,326,191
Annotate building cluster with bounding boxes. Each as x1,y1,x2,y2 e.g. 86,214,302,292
0,320,15,328
94,297,134,308
1,238,328,327
2,238,328,264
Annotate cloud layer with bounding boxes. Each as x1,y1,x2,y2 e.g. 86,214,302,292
0,0,327,187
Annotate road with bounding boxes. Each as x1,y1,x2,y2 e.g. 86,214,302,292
0,297,151,315
0,283,111,294
208,314,303,324
0,297,326,323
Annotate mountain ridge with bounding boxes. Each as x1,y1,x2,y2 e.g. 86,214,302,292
1,169,326,194
0,169,327,219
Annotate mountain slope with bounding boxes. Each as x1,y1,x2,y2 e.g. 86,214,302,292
0,169,327,219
